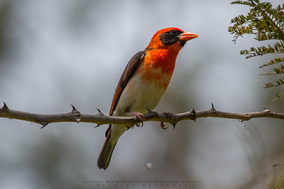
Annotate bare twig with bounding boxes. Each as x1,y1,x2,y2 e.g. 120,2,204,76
0,103,284,128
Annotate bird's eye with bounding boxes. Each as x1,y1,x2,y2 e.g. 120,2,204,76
159,29,183,46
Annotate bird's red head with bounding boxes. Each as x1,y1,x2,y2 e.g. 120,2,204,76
146,27,198,51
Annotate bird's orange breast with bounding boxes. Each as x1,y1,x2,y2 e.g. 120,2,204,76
137,49,178,89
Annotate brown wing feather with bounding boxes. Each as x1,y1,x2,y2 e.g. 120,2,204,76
105,51,145,137
109,50,145,116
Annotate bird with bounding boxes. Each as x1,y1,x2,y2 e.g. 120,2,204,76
97,27,198,170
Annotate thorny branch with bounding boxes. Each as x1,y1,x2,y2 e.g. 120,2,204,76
0,102,284,129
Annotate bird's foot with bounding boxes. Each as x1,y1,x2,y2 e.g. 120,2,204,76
163,111,174,121
126,112,144,127
161,111,175,130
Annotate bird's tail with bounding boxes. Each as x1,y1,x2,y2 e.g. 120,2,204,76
97,125,127,170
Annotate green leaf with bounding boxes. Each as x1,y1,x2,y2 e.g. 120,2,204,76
230,0,284,101
260,57,284,68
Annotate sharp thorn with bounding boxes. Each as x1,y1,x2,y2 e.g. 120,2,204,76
71,105,80,114
72,108,80,114
211,103,216,111
146,108,158,117
2,102,8,109
70,104,81,122
70,105,81,114
190,108,197,122
96,108,104,115
95,124,101,128
41,122,48,129
146,108,155,114
70,104,77,111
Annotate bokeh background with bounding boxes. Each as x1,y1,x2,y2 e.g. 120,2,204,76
0,0,283,188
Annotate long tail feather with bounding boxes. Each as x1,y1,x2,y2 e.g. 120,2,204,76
97,125,127,169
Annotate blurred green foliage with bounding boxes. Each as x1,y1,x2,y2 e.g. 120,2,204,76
228,0,284,101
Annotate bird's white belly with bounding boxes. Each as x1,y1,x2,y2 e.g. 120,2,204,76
114,69,170,115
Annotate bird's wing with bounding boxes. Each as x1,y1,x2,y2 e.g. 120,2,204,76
109,50,145,116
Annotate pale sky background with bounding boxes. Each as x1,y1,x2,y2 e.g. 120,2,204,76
0,0,283,189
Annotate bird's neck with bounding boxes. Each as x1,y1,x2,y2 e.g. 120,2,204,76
145,48,178,73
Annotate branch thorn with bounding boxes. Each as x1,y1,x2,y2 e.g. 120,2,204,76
146,108,158,117
41,122,48,129
2,102,9,110
96,108,104,115
191,108,197,122
70,104,81,123
211,103,216,111
70,104,78,112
